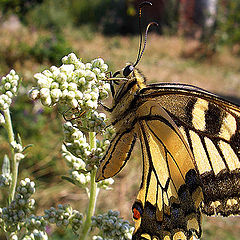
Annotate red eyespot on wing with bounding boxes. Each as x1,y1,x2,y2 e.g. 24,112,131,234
133,208,141,220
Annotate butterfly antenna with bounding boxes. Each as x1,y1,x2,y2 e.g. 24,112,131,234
135,21,158,67
133,2,158,67
133,1,152,67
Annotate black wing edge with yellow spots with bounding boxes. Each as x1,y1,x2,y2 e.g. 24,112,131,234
96,82,240,240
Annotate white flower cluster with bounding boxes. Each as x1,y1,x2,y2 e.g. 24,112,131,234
62,145,86,171
97,178,114,190
0,178,35,232
91,210,134,240
63,121,91,159
62,144,114,189
44,204,83,234
82,111,107,133
0,70,20,110
29,53,110,110
62,145,91,186
85,126,114,171
71,170,91,187
0,113,5,125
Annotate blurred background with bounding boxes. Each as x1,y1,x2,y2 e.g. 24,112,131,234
0,0,240,239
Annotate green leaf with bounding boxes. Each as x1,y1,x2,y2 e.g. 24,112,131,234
61,176,76,186
22,144,34,152
77,169,89,174
2,155,10,175
17,133,22,145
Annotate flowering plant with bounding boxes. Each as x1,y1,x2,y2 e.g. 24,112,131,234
0,53,134,240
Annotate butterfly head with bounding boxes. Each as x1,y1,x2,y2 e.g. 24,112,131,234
112,63,134,79
122,64,135,78
108,63,146,101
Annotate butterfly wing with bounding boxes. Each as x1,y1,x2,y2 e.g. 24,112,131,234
96,128,136,180
140,83,240,217
132,100,203,240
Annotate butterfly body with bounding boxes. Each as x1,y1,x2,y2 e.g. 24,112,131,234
96,67,240,240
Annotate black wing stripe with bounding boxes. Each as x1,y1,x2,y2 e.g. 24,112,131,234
139,131,147,190
138,121,157,205
117,135,137,173
165,148,179,195
205,103,225,136
184,128,200,176
166,108,235,144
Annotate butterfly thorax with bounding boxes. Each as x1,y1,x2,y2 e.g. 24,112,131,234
111,68,146,131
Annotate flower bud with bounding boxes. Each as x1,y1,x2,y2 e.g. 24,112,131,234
42,70,52,78
85,70,96,81
0,113,5,125
41,96,52,106
51,89,62,99
92,58,104,68
70,98,79,108
6,91,13,98
40,88,50,98
4,82,11,90
60,64,74,73
85,63,92,70
51,82,59,89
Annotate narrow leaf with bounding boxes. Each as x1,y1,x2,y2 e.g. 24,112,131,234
22,144,34,152
2,155,10,175
61,176,76,186
17,133,22,145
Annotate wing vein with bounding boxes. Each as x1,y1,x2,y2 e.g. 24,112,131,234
145,120,185,181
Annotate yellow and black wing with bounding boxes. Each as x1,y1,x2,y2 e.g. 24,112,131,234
140,83,240,216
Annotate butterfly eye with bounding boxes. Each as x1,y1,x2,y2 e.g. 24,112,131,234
132,201,143,220
123,65,134,77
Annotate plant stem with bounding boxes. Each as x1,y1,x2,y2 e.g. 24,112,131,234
80,132,99,240
4,108,18,203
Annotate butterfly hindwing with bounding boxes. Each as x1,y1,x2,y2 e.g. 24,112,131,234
132,101,202,239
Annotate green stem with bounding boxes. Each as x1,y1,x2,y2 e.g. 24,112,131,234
3,108,18,203
80,132,99,240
